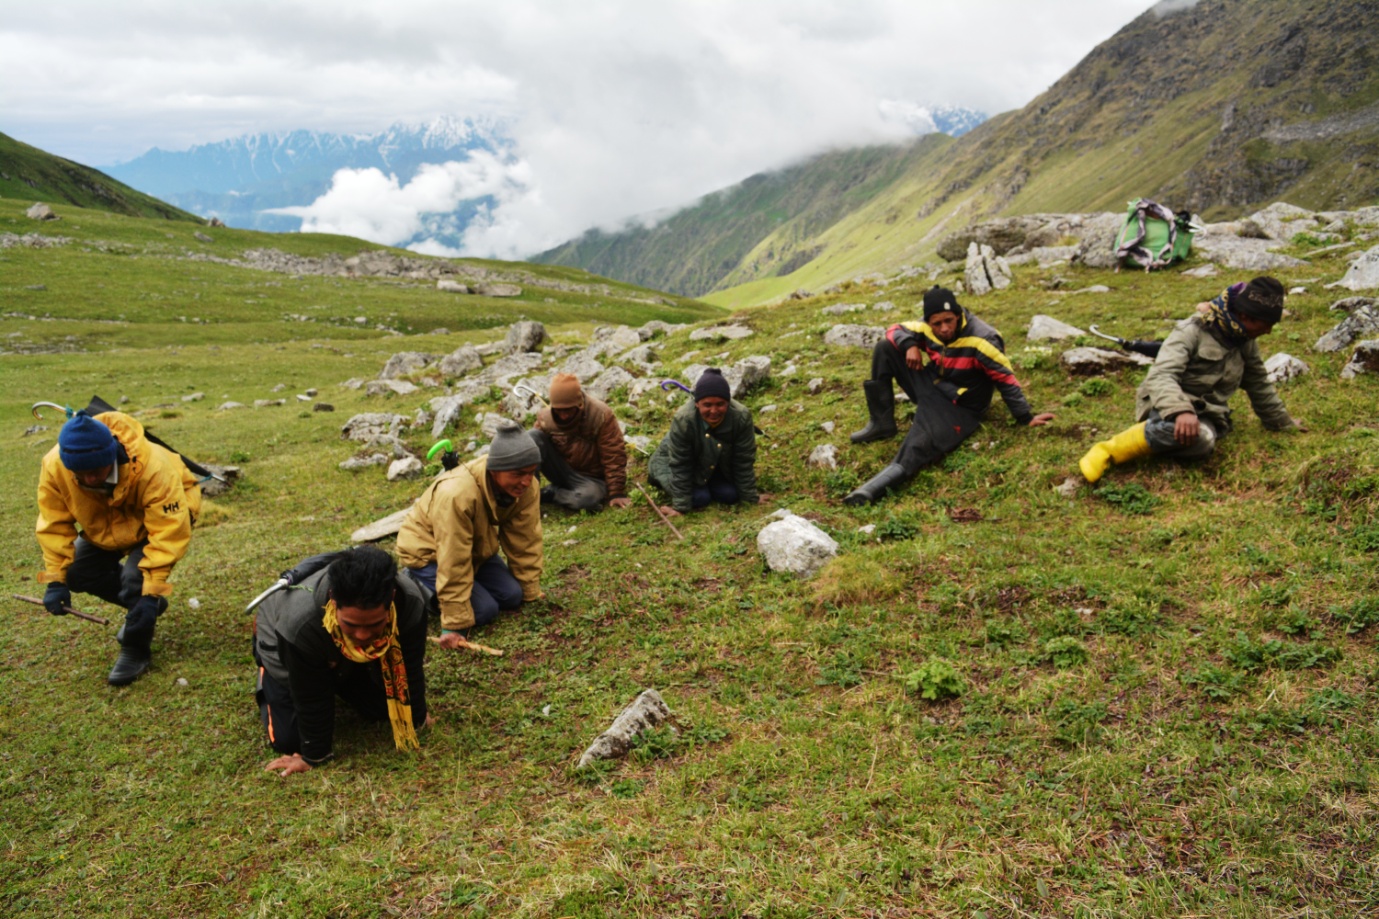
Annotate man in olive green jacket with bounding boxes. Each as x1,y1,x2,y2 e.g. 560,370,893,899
1080,276,1302,482
648,369,763,516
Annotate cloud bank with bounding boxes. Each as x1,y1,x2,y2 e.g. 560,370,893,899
2,0,1154,258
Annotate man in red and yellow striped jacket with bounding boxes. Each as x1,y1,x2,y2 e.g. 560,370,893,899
845,287,1053,504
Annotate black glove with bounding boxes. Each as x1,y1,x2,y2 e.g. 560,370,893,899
44,582,71,615
123,594,165,645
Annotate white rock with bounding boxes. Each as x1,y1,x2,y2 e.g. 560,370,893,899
577,689,674,769
187,598,201,610
339,453,389,470
586,366,635,401
689,324,754,342
1181,263,1219,278
1060,347,1154,375
386,456,424,480
504,320,546,354
439,345,483,376
820,421,835,434
379,351,435,379
341,413,408,442
366,379,418,396
216,401,246,411
808,444,838,469
807,377,824,394
857,524,877,535
1264,352,1310,384
296,394,312,402
1027,315,1086,341
757,515,839,579
1314,304,1379,352
823,325,885,349
182,392,204,402
1329,245,1379,292
1341,340,1379,379
437,279,470,293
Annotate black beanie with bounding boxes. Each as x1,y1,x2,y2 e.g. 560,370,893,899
922,286,961,321
692,368,732,402
1233,276,1285,324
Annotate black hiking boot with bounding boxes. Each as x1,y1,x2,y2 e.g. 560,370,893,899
843,463,910,506
108,644,152,686
849,381,897,443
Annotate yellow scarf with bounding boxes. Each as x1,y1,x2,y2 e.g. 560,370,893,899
322,599,420,752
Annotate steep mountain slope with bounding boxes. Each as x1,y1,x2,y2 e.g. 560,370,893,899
536,0,1379,305
0,133,199,222
104,116,507,238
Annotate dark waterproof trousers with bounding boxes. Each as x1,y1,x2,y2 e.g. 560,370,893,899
255,658,390,757
868,341,982,474
404,556,524,628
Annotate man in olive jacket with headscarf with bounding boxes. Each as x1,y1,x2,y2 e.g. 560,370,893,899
1079,275,1303,482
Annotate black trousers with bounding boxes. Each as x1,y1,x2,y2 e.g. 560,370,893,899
66,536,147,608
255,660,390,756
868,341,982,475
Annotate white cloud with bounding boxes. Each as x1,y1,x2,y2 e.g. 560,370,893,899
2,0,1156,258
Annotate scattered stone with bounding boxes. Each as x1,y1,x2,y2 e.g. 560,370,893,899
351,506,414,542
1191,233,1306,271
585,366,635,402
858,524,877,535
26,203,57,221
429,384,491,438
340,453,390,471
576,689,674,770
305,388,318,397
1055,476,1083,498
22,424,48,437
341,413,408,442
313,402,335,413
823,324,885,349
295,394,312,402
821,302,868,315
504,320,546,354
820,421,835,434
758,404,777,414
638,320,686,339
379,351,436,379
689,324,754,342
757,513,839,579
965,241,1012,295
387,456,424,481
1071,285,1111,294
269,383,286,392
199,464,241,498
1330,297,1376,313
807,377,824,395
1027,315,1086,341
1244,202,1320,242
216,401,246,411
476,282,522,298
560,351,605,380
1341,340,1379,379
1060,347,1154,375
193,231,213,244
176,677,190,687
1181,263,1219,278
187,597,201,610
624,434,654,455
439,345,483,376
1328,245,1379,291
119,395,129,404
366,379,418,397
808,444,838,469
1314,303,1379,352
253,399,286,408
593,325,643,353
1264,353,1310,384
25,284,47,291
1289,287,1306,296
683,356,771,397
437,279,471,294
181,392,204,402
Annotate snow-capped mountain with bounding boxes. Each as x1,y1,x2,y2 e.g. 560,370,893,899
103,116,510,239
877,101,987,138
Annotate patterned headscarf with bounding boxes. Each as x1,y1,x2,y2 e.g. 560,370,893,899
322,599,419,752
1198,283,1251,347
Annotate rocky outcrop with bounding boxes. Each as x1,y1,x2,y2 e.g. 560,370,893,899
964,242,1012,295
1314,302,1379,352
823,324,885,349
1329,245,1379,291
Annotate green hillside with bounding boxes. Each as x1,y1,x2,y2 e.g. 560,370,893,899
3,189,1379,914
0,132,202,222
536,0,1379,307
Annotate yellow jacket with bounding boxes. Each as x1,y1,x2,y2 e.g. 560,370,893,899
36,412,201,597
396,455,543,630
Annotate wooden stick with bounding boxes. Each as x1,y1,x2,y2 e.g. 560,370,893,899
635,482,685,542
428,635,504,656
13,594,110,626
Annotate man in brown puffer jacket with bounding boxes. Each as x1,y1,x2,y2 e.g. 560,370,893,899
530,373,630,511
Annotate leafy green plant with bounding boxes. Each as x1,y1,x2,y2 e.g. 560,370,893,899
1042,636,1089,669
817,653,865,687
875,512,921,541
1079,378,1114,397
900,659,966,701
1047,699,1108,747
629,726,682,763
1331,597,1379,635
1225,632,1341,672
1181,664,1247,701
1094,482,1160,515
824,468,860,497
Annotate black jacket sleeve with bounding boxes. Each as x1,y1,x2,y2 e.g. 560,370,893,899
280,630,339,765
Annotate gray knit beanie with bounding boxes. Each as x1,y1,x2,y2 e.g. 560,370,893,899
486,420,541,471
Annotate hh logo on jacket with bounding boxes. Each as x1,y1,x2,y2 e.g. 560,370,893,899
162,501,180,514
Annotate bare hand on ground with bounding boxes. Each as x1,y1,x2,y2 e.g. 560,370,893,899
265,753,312,777
905,345,924,371
1028,413,1055,427
435,632,469,650
757,493,774,504
609,497,631,509
1292,418,1309,433
1174,412,1200,445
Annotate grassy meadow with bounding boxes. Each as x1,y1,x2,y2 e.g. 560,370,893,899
2,198,1378,917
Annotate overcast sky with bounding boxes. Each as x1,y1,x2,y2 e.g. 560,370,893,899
2,0,1161,258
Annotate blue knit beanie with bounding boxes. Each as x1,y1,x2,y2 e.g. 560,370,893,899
693,368,732,402
58,412,118,471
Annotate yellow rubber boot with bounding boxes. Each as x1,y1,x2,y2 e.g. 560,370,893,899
1078,422,1151,483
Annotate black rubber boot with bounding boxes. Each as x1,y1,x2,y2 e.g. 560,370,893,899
843,463,910,506
108,643,151,686
849,381,898,443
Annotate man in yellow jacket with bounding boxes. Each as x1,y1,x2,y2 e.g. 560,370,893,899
36,411,202,685
397,420,543,648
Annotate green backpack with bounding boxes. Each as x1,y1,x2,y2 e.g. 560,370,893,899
1114,198,1197,270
